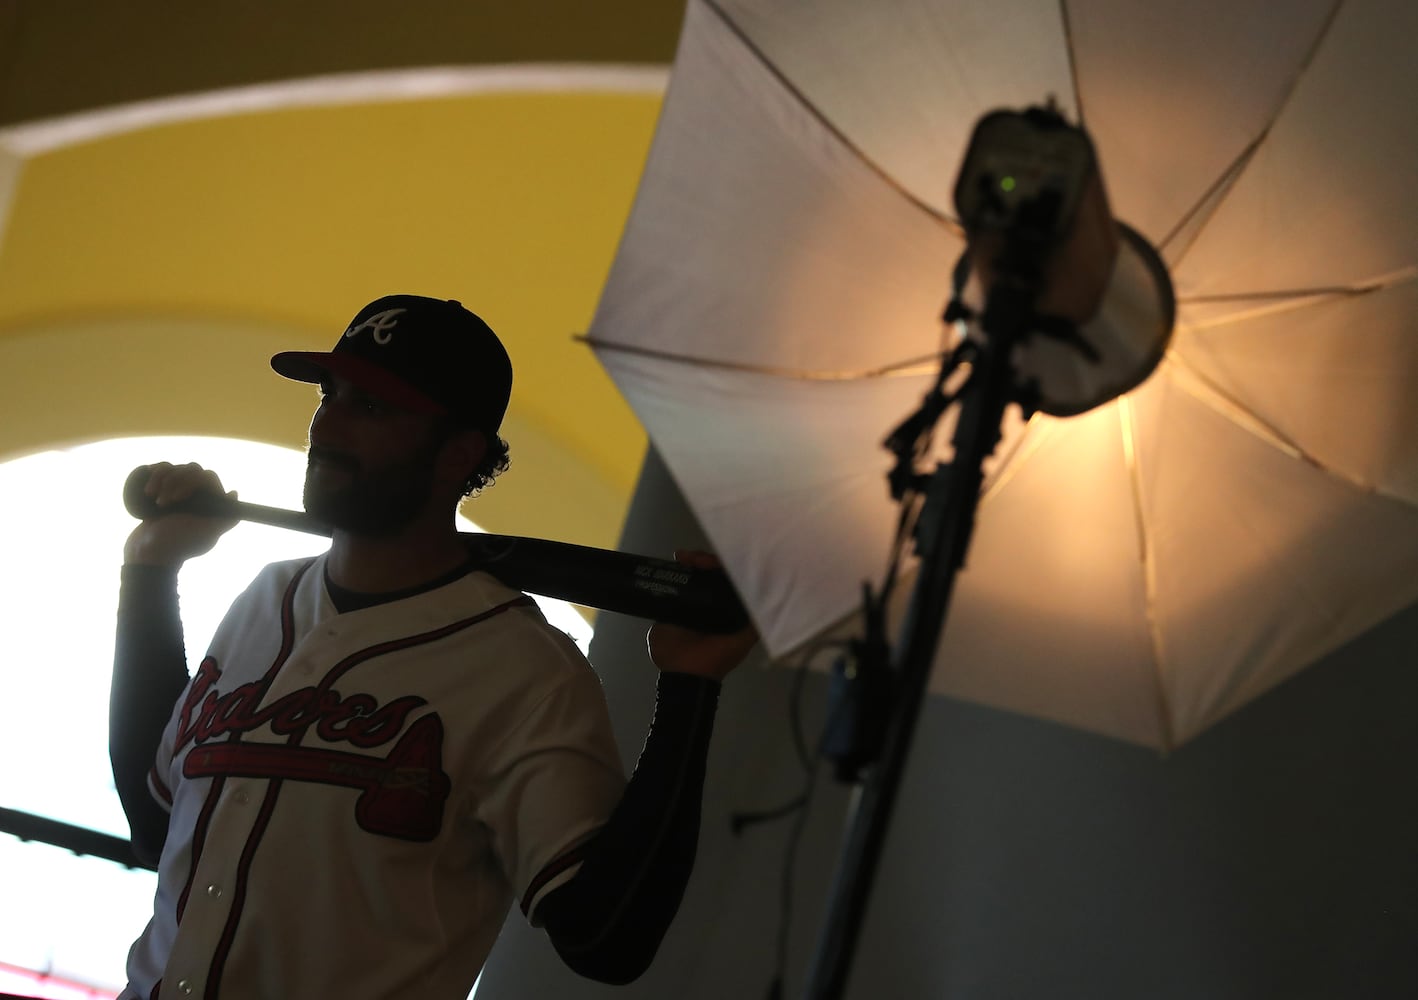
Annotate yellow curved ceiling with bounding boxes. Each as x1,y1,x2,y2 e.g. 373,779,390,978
0,1,684,549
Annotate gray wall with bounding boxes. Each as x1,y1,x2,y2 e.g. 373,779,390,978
480,447,1418,1000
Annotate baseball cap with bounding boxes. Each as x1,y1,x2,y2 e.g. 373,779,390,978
271,294,513,434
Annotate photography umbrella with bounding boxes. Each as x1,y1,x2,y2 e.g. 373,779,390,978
587,0,1418,750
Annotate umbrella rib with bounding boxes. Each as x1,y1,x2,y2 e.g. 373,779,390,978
1166,350,1418,513
1178,268,1418,332
978,413,1051,508
1118,395,1176,753
699,0,960,233
579,334,947,381
1058,0,1086,127
1157,138,1262,260
1160,0,1345,265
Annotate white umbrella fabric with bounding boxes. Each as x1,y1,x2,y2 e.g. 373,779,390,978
587,0,1418,749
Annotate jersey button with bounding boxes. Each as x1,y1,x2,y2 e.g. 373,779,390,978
176,980,193,995
207,883,223,899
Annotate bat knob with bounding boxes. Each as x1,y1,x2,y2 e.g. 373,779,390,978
122,464,238,521
123,465,160,520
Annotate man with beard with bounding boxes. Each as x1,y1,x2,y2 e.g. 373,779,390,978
110,295,758,999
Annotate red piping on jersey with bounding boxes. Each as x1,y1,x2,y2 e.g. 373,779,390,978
150,763,173,806
522,843,588,915
174,560,313,925
205,777,284,999
314,594,536,696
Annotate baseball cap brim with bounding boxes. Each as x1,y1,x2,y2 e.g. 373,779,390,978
270,350,448,415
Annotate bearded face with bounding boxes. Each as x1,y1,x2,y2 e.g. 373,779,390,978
302,435,444,538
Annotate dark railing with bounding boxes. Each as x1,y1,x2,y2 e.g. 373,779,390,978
0,805,155,871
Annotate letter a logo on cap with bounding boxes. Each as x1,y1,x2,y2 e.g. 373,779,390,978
344,308,406,346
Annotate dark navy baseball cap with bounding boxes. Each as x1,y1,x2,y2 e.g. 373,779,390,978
271,294,513,434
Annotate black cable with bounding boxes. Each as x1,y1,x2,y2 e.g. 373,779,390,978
738,319,964,993
766,747,820,1000
729,647,835,836
727,645,839,1000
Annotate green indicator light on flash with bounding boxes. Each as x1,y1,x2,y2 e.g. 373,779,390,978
1000,176,1017,193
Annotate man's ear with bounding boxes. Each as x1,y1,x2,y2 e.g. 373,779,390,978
437,427,487,492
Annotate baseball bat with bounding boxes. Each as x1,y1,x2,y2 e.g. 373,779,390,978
123,465,752,634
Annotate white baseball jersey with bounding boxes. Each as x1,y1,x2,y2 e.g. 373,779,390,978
121,554,625,1000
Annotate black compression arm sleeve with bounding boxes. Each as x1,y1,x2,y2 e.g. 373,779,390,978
534,671,720,984
110,563,190,866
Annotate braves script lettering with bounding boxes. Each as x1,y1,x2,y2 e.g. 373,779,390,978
175,657,426,754
175,658,449,841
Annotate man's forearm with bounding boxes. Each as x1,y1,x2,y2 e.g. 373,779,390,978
110,563,189,864
534,672,721,984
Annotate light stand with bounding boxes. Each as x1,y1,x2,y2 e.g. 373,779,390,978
802,105,1100,1000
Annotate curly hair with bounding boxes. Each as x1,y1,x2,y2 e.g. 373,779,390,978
462,432,510,498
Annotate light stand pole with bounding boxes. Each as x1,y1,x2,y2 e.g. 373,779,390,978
801,104,1102,1000
801,268,1039,1000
